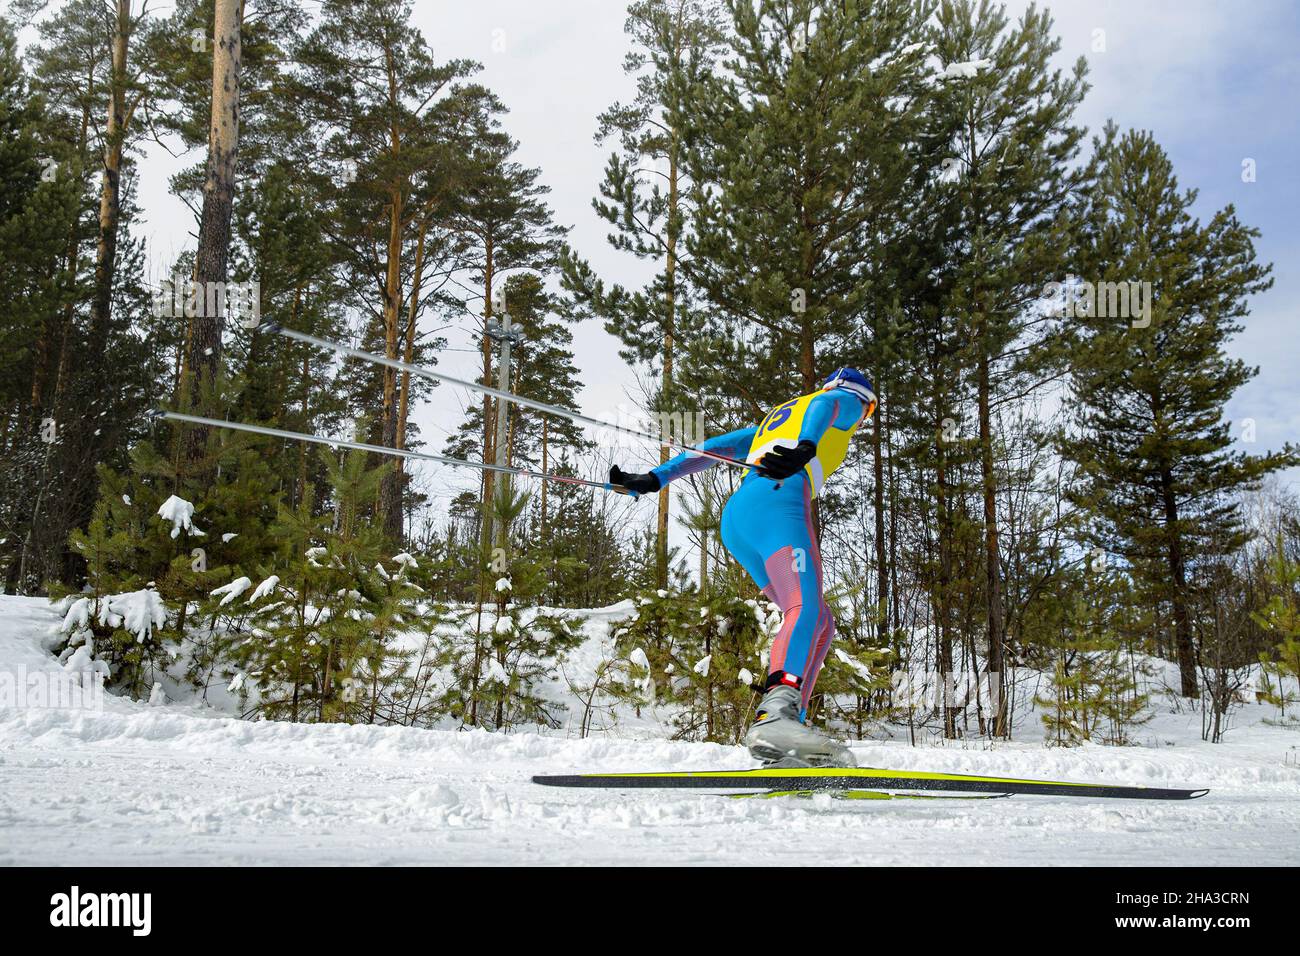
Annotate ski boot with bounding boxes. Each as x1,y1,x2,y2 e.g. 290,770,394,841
742,683,855,768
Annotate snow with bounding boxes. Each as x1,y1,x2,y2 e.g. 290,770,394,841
868,40,926,72
494,577,512,593
834,648,875,682
481,656,510,686
627,648,653,697
941,58,992,79
61,643,109,679
60,597,91,634
1,594,1298,865
210,576,252,607
157,495,203,539
247,575,279,603
77,588,167,644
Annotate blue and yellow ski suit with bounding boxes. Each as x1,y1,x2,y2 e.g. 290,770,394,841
652,387,869,708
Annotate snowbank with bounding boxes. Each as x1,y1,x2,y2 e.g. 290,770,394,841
1,595,1298,866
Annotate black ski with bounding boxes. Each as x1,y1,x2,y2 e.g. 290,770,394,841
532,767,1209,800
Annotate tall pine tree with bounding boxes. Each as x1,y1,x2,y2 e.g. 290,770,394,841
1063,125,1294,698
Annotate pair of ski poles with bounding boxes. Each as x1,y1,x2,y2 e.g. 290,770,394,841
158,323,755,496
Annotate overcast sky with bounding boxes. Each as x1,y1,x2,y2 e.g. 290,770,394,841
16,0,1298,519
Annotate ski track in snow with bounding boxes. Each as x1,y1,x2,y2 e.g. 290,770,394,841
2,596,1299,866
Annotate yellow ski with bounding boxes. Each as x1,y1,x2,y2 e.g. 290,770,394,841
532,766,1208,800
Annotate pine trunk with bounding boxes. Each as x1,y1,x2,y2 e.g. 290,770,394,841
88,0,131,372
186,0,242,464
48,97,92,416
932,346,957,739
376,39,406,543
479,248,497,553
699,529,708,593
395,225,428,462
871,397,888,644
378,181,404,541
540,418,548,536
657,139,679,590
1160,468,1199,697
977,347,1008,736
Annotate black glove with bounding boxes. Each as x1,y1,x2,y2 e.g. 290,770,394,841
759,440,816,480
610,465,661,495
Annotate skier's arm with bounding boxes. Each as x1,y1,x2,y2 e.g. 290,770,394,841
603,425,759,495
651,425,758,486
798,390,865,444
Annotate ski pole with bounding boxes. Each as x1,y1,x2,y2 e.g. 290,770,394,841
265,323,754,473
154,411,633,494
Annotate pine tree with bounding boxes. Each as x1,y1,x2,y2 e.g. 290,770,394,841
178,0,244,464
294,0,496,541
53,409,284,693
445,272,589,538
1035,570,1151,747
427,562,585,732
0,14,84,591
682,0,931,398
1063,125,1295,698
73,0,152,417
3,1,173,591
562,0,728,589
236,447,408,721
1251,532,1300,720
927,0,1089,735
446,126,567,555
612,587,769,743
230,162,350,509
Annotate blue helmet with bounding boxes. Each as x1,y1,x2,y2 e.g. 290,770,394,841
822,367,877,409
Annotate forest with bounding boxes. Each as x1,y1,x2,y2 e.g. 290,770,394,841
2,0,1297,748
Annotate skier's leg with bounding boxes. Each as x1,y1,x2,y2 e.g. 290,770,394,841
720,493,770,591
722,480,810,678
722,496,795,679
800,602,836,709
735,481,852,767
762,544,817,677
760,481,829,697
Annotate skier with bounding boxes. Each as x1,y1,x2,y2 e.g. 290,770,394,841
611,367,877,767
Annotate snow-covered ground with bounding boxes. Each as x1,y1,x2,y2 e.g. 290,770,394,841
2,594,1298,866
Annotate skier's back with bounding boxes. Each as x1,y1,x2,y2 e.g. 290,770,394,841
612,368,876,767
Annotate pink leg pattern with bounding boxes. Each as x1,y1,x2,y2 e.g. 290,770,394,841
800,603,836,709
762,546,801,675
